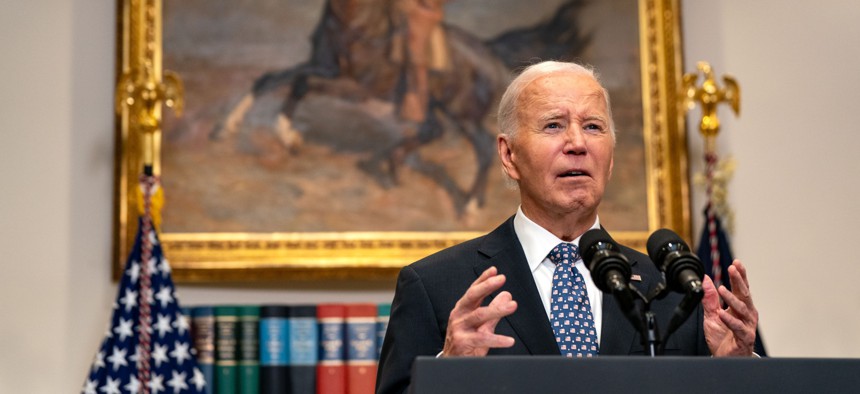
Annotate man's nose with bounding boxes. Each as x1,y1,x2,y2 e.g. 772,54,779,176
564,127,588,155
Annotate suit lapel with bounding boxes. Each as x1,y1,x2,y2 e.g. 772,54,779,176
475,217,560,356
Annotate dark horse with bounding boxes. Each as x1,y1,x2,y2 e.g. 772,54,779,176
212,0,590,216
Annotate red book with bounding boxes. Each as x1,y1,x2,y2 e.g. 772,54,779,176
345,304,378,394
317,304,347,394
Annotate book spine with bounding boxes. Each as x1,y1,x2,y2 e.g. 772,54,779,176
192,306,216,394
215,306,239,394
238,306,261,394
260,305,290,394
289,305,319,394
317,304,346,394
345,304,378,394
376,304,391,359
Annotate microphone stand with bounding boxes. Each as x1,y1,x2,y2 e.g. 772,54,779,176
626,283,665,357
644,311,659,357
609,284,653,355
614,279,701,357
656,286,704,355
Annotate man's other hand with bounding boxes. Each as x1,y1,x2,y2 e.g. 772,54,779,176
441,266,518,357
702,260,759,357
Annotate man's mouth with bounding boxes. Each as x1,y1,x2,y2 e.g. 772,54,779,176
559,170,589,178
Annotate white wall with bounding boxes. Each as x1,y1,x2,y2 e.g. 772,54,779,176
1,1,121,391
1,2,72,392
1,0,859,392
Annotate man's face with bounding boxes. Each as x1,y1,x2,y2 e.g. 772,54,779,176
498,72,615,220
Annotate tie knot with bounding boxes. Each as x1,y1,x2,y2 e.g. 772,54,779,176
549,242,579,267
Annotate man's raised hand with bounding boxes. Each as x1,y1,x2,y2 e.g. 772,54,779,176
702,260,759,357
441,266,518,357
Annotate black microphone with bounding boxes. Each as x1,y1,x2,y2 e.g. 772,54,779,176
647,229,706,354
580,228,645,336
646,229,704,295
579,228,632,294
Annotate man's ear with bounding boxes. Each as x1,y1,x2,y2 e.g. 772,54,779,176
498,134,519,180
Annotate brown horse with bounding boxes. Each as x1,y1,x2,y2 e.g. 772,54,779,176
211,0,589,216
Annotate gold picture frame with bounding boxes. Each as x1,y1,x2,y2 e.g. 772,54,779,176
113,0,690,282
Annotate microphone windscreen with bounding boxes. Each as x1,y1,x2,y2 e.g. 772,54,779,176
579,228,615,264
646,228,687,262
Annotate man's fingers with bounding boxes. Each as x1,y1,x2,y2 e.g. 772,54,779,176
455,267,506,311
719,285,757,323
718,286,748,316
444,330,516,354
726,261,751,297
717,309,747,333
474,331,516,349
732,259,749,282
443,285,518,357
701,275,720,315
475,266,499,283
717,309,755,346
463,291,517,327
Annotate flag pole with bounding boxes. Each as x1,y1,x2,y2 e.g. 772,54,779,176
682,61,740,289
114,0,183,392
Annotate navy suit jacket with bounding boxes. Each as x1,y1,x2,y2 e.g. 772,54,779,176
376,217,710,394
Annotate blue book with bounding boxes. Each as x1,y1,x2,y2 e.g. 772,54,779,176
317,304,346,394
345,304,378,393
260,305,289,394
289,305,318,393
191,306,215,394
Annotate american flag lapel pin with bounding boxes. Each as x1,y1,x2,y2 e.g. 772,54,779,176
630,274,642,282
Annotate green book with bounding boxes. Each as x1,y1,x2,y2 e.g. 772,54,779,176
377,303,391,359
215,306,239,394
238,306,261,394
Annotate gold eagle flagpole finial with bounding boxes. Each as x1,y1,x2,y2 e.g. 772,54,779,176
115,0,184,176
682,61,740,154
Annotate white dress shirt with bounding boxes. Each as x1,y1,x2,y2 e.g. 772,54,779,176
512,207,604,344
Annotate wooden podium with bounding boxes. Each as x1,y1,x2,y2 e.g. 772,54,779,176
409,356,860,393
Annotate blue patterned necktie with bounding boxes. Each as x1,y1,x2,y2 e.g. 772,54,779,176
549,242,599,357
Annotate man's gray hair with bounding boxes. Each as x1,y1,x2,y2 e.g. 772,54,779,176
496,61,616,140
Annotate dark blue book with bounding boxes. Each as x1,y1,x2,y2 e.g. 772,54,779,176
317,304,346,394
191,306,216,394
345,304,377,393
289,305,318,394
260,305,290,394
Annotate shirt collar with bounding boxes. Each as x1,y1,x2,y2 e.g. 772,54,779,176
513,206,601,273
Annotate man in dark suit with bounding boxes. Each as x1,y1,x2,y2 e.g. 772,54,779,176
376,61,759,394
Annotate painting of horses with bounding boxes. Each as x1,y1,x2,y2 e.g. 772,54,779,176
160,0,647,235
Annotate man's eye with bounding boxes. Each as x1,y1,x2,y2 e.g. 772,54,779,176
584,123,604,132
545,122,561,129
